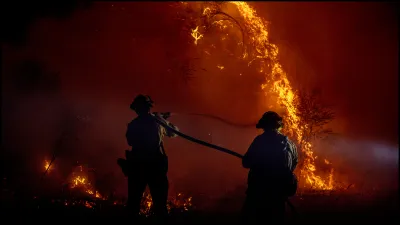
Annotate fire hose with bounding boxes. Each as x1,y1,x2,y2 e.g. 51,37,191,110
153,113,245,158
151,113,297,215
166,112,256,128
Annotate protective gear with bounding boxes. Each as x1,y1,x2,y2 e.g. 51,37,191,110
256,111,284,130
241,128,298,224
117,156,129,177
242,131,298,185
127,148,169,220
122,107,178,221
126,114,178,154
130,94,154,111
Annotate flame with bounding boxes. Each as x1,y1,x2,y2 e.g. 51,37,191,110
182,1,335,190
40,161,193,213
85,201,94,208
203,7,212,16
191,26,203,45
140,190,193,216
70,174,104,199
44,160,52,172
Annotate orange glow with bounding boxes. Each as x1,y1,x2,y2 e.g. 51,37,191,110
141,191,193,216
181,1,336,190
69,172,105,200
41,161,193,213
191,26,203,45
44,160,52,172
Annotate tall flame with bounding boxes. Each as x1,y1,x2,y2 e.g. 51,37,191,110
182,1,335,190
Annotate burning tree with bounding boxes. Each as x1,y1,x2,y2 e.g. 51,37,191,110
290,89,336,190
174,2,341,191
293,89,335,146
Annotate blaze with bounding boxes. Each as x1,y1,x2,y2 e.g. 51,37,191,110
181,1,336,190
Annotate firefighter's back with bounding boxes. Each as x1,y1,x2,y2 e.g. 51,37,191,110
126,114,164,159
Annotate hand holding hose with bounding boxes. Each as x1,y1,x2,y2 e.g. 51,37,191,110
153,112,172,120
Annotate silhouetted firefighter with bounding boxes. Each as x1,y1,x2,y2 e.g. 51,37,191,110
241,111,298,224
118,94,178,223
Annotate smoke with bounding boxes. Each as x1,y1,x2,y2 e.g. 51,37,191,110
313,136,398,192
1,2,397,208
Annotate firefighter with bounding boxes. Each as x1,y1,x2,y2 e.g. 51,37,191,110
241,111,298,224
125,94,178,222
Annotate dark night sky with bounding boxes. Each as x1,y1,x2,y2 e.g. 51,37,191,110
1,2,398,200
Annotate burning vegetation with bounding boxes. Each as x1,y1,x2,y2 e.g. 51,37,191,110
177,1,341,191
141,191,193,216
42,160,193,215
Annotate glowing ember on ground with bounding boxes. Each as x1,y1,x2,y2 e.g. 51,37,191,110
180,1,336,190
140,191,193,216
40,160,193,213
69,170,105,200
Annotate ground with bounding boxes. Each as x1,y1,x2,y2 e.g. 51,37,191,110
2,190,398,224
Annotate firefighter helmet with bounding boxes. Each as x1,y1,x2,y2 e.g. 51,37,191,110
130,94,154,111
256,111,284,129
